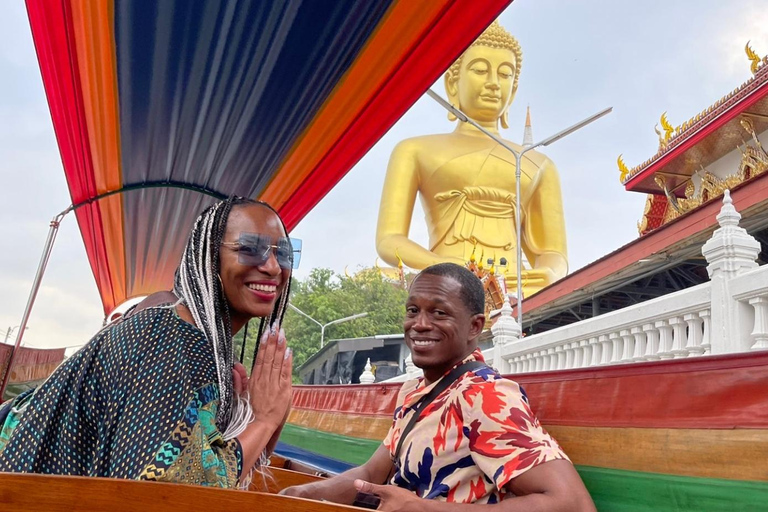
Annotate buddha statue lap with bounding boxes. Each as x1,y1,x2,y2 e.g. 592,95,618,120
375,21,568,297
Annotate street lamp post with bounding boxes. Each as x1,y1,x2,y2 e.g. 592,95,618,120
288,304,368,348
3,326,27,344
426,90,612,328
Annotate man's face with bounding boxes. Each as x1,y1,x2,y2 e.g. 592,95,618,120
404,274,485,382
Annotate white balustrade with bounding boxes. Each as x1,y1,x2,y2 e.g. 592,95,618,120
384,192,768,384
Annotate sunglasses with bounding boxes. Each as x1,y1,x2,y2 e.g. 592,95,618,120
221,233,302,270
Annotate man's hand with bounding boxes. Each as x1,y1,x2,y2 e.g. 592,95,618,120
279,485,310,498
354,479,422,512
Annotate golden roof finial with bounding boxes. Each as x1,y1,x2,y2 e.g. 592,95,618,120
660,112,674,141
395,249,404,270
746,41,762,75
617,154,630,182
469,242,477,263
478,249,485,270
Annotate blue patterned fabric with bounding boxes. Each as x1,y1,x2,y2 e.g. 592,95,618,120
0,307,242,487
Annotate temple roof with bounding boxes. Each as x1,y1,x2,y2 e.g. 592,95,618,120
622,53,768,196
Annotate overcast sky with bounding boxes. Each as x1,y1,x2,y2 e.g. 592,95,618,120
2,0,767,350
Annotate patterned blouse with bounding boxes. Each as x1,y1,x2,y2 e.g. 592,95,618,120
383,350,567,504
0,307,242,487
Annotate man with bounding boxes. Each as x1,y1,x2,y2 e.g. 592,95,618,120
282,263,595,511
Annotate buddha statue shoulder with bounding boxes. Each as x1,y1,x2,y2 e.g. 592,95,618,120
376,21,567,297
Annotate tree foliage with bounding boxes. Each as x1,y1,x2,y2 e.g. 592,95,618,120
234,268,409,380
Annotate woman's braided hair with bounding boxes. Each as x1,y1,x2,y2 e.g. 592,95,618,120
173,196,292,438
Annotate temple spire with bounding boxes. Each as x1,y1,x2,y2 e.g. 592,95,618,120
523,105,533,147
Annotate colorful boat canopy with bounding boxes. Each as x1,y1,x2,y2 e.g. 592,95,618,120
25,0,510,314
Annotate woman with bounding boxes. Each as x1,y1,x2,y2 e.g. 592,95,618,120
0,197,296,488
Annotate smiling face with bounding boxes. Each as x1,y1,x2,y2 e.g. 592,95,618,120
218,204,290,330
454,45,517,123
404,273,485,383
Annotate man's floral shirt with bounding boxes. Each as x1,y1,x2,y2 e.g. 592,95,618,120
383,350,568,503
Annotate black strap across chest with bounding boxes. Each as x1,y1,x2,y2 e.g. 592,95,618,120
393,360,487,465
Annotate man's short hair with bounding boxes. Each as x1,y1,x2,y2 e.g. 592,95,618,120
417,263,485,315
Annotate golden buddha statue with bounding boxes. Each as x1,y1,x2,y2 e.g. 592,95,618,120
375,21,568,297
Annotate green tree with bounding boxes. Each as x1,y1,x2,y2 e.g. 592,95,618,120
234,268,410,381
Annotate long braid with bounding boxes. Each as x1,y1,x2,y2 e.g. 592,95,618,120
173,196,293,439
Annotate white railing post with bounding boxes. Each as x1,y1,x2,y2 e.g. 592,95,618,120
569,341,580,368
555,346,566,369
599,335,612,365
580,339,592,368
684,312,706,356
590,337,602,366
620,329,634,362
542,348,557,371
656,320,674,359
669,316,689,358
642,323,661,361
631,326,646,362
702,190,761,354
609,332,623,364
748,297,768,350
523,353,533,373
699,309,712,354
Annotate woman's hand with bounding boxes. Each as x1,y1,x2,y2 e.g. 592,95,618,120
248,325,293,429
232,362,248,395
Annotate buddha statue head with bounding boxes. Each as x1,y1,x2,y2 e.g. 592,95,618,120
444,21,522,129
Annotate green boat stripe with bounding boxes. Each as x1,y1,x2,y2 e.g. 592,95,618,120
281,423,381,466
281,424,768,510
578,466,768,511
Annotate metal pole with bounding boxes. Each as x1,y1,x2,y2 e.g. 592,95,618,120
321,325,326,349
425,90,611,333
321,313,368,348
515,151,524,329
0,210,68,399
